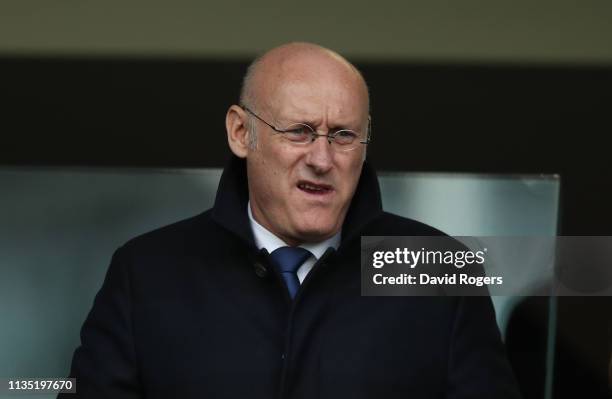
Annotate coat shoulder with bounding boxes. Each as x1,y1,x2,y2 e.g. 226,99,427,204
120,209,216,256
364,211,447,237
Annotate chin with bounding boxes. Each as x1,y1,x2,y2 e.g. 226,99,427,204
287,207,344,241
293,222,338,243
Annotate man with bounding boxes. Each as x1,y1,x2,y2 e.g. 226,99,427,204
62,42,521,398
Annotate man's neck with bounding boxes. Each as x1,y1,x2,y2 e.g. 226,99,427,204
247,201,341,256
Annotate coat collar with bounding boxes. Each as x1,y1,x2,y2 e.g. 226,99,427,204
211,155,383,250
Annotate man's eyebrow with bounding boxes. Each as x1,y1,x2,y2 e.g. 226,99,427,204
293,121,351,132
287,117,356,131
277,110,360,130
278,114,319,127
329,120,363,132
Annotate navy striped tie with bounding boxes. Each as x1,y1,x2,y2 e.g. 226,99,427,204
269,247,311,299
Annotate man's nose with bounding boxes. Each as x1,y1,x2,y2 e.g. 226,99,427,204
304,134,334,174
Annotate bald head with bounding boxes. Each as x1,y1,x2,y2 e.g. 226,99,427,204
239,42,369,113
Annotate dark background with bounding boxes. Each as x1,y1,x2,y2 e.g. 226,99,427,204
2,56,611,398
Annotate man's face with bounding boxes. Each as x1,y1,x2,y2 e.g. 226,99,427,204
245,57,369,245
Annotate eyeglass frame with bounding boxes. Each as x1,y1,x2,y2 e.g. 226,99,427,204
240,105,372,150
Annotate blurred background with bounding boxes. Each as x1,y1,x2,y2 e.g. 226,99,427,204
1,0,611,398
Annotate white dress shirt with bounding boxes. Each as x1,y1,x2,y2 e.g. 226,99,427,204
247,201,341,283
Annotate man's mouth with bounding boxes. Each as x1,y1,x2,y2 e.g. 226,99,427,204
297,181,333,195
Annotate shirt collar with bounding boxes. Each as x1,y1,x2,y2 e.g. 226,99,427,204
247,200,341,260
211,155,383,252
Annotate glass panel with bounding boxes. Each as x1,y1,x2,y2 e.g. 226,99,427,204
0,167,560,398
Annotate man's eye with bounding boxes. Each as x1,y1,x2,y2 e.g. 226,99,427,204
337,131,357,138
287,127,308,135
283,124,312,142
334,130,358,144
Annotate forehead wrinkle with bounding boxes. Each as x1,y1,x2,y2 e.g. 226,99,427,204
270,87,348,130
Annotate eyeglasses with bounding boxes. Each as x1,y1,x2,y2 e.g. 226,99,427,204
241,105,371,152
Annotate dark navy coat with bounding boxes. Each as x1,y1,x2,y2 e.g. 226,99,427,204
62,156,521,399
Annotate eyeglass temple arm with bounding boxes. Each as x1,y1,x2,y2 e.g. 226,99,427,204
242,105,284,132
359,116,372,144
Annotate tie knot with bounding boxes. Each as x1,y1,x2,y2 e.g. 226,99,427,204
269,246,311,274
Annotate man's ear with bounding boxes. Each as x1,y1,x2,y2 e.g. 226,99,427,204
226,105,250,158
